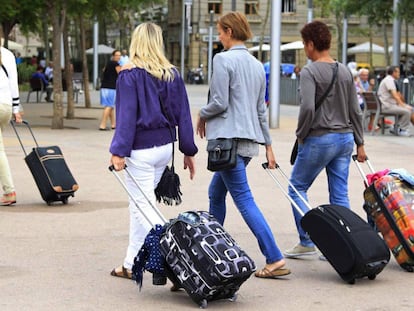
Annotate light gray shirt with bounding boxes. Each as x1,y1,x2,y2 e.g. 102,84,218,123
297,62,364,146
199,45,271,147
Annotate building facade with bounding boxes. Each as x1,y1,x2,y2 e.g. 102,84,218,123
166,0,414,78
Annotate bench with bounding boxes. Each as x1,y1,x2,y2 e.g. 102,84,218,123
361,92,399,135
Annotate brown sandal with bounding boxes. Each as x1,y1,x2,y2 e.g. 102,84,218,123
110,266,132,279
255,266,291,279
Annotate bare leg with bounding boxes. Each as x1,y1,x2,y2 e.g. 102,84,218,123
99,107,112,129
109,108,116,129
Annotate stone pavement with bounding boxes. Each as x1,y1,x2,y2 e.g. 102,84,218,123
1,84,414,311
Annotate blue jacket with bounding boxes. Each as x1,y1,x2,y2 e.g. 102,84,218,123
110,67,198,157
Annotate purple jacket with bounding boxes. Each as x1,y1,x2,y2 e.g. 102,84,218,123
110,67,198,157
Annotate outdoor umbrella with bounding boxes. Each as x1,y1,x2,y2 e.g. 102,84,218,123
85,44,115,54
248,44,271,52
347,42,385,54
388,43,414,55
280,41,304,51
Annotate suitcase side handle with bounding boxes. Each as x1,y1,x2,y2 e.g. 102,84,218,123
10,120,39,157
109,165,167,227
262,162,311,217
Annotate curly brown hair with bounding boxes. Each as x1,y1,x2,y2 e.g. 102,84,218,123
300,21,331,51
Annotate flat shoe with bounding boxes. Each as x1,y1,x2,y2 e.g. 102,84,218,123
110,266,132,279
255,266,291,279
99,127,109,131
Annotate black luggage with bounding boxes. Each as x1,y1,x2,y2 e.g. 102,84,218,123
10,120,78,205
110,166,255,308
262,163,390,284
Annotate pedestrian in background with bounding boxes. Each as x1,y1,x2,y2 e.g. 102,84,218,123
197,11,290,279
0,46,22,205
109,22,197,279
284,21,366,258
99,49,121,130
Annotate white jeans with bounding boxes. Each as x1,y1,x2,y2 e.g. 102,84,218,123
123,143,172,269
0,103,14,194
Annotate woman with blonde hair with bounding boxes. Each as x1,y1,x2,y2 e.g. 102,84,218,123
109,22,198,278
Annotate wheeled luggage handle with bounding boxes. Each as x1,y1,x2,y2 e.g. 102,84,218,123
109,165,168,227
352,155,375,187
262,162,313,217
10,120,39,157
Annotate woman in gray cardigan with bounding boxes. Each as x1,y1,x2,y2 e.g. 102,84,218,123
197,12,290,279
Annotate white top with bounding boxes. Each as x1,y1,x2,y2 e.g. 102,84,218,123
0,47,20,113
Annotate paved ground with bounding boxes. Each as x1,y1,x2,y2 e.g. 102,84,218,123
1,84,414,311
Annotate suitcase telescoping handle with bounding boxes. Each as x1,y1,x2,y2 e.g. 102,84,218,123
9,120,39,157
351,155,375,188
261,162,313,217
109,165,167,227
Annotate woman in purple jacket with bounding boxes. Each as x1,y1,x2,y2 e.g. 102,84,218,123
109,22,198,279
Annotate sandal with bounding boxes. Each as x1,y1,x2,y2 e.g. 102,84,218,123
110,266,132,279
255,266,291,279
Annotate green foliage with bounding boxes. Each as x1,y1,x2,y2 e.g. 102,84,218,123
17,63,36,84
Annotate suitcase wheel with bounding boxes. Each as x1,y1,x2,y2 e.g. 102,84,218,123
198,299,207,309
368,274,376,280
400,263,414,272
62,197,69,204
228,293,238,302
347,278,356,285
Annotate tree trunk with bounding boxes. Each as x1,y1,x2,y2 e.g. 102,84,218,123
48,2,65,129
382,21,390,66
258,0,271,62
63,18,75,119
79,14,91,108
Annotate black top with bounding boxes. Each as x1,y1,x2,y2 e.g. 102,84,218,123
101,60,119,89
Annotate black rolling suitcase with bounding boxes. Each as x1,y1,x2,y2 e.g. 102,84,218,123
110,166,256,308
10,120,78,205
262,163,390,284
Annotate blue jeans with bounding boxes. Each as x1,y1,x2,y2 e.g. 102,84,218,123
209,155,283,264
288,133,354,247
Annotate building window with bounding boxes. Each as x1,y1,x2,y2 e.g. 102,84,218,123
245,1,259,15
208,1,222,14
282,0,296,13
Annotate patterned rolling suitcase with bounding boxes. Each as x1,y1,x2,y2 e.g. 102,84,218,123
263,163,390,284
110,166,255,308
353,155,414,272
160,211,256,308
10,120,78,205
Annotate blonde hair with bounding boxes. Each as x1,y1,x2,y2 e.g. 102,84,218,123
129,23,175,81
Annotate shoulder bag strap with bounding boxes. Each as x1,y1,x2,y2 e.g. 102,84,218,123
158,95,175,169
315,62,338,110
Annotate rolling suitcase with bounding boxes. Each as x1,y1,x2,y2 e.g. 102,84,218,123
110,166,256,308
353,155,414,272
262,163,390,284
10,120,78,205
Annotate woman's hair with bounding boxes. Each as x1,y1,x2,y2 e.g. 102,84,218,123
129,22,175,81
112,49,121,57
217,12,252,42
300,20,331,51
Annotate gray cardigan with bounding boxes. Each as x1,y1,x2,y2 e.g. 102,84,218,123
199,45,271,145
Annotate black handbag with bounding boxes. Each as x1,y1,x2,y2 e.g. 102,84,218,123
207,138,238,172
290,62,339,165
154,96,182,206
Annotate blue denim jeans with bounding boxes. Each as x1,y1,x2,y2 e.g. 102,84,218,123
288,132,354,247
209,155,283,264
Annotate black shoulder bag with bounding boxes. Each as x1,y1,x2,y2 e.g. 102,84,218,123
290,62,339,165
154,95,182,205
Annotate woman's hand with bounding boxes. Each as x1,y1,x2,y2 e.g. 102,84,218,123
184,155,195,180
265,145,276,169
111,155,126,171
13,112,22,124
196,113,206,139
356,145,366,163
